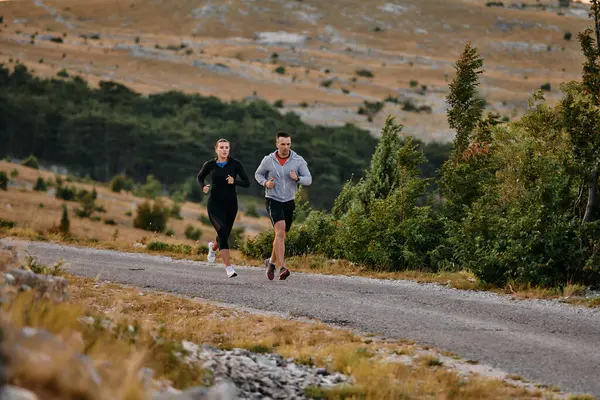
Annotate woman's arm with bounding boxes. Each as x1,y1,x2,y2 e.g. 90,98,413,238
197,161,212,187
235,160,251,188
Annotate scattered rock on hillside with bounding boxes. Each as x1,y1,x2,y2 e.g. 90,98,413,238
254,32,308,46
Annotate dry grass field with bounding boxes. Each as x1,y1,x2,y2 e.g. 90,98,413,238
0,160,271,247
0,0,593,141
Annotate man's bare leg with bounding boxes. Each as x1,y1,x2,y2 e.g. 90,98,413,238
270,238,277,266
273,221,286,269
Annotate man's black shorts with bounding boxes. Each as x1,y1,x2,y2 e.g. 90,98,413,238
265,198,295,232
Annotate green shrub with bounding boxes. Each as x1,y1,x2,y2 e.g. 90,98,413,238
402,99,418,112
273,99,284,108
147,241,193,255
242,211,337,259
10,169,18,178
171,190,187,204
165,227,175,237
356,69,374,78
243,229,274,259
357,101,384,118
104,218,117,225
56,185,77,201
0,171,7,190
21,154,39,169
229,226,246,250
171,203,183,219
540,82,551,92
564,31,572,41
133,174,162,199
184,224,202,241
274,66,286,75
199,214,212,226
33,176,47,191
147,241,169,251
292,117,442,271
455,95,600,287
110,175,133,193
245,204,260,218
133,200,169,233
0,219,15,229
57,69,69,78
74,192,96,218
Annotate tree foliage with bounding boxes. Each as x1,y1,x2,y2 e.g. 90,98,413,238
0,65,449,209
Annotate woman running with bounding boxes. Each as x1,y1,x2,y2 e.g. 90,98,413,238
197,139,250,278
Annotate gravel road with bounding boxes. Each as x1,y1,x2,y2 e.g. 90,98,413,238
7,239,600,396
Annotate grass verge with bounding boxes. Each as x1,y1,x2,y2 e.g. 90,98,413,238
65,275,550,399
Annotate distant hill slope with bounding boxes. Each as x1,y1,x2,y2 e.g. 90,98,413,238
0,0,592,141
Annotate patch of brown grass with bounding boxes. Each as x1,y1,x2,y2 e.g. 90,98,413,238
566,296,600,308
0,162,269,244
62,275,548,399
2,293,148,400
265,254,484,290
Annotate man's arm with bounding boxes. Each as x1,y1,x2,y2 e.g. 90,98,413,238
297,160,312,186
254,156,270,187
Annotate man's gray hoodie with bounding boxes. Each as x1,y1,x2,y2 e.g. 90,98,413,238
254,150,312,202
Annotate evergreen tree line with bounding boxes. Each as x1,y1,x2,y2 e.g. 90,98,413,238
0,65,450,210
244,7,600,289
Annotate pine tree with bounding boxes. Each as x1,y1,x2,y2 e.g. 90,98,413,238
34,176,47,191
0,171,7,191
445,42,485,162
363,116,404,201
440,43,492,217
60,204,70,235
573,0,600,222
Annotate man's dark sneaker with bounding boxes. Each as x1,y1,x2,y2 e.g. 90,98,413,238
279,267,290,281
265,258,276,281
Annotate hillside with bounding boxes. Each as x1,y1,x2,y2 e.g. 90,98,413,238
0,160,272,247
0,0,592,141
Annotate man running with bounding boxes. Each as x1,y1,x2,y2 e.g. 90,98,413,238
254,131,312,280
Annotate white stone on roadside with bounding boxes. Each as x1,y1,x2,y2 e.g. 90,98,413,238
1,386,39,400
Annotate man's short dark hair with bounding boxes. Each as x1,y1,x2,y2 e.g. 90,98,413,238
276,131,290,140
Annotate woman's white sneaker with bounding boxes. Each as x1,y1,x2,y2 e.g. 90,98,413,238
226,265,237,278
207,241,216,263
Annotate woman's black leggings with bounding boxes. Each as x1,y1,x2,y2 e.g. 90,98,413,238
207,197,238,250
